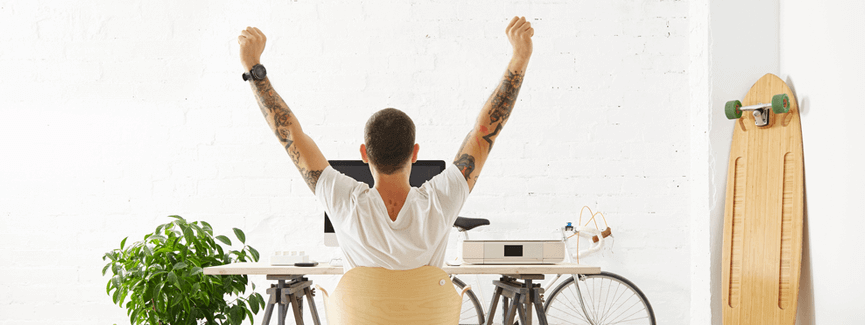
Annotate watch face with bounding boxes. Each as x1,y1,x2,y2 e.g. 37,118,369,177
252,65,266,79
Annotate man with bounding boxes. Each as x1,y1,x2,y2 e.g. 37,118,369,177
237,17,534,270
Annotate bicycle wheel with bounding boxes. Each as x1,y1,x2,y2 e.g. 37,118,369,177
543,272,655,325
453,276,486,325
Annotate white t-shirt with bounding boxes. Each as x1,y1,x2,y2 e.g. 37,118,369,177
315,163,470,272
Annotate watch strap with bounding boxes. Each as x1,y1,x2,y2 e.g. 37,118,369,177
242,64,265,81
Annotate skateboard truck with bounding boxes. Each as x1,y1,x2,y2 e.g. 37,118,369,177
724,94,790,127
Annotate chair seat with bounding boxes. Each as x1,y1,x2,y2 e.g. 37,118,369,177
317,266,463,325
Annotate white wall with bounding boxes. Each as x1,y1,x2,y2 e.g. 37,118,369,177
780,1,865,324
688,0,712,323
0,0,692,324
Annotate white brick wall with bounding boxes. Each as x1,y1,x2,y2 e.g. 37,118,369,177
0,0,692,323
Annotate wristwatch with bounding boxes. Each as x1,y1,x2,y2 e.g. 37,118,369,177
242,64,267,81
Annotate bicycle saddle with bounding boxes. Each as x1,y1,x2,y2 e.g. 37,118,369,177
453,217,490,231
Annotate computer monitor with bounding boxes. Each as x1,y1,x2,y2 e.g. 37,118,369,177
324,160,447,247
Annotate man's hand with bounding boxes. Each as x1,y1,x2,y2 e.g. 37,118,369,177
238,27,266,71
506,16,534,60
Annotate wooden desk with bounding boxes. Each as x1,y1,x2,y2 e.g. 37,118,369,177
204,262,600,276
204,262,343,276
204,262,600,325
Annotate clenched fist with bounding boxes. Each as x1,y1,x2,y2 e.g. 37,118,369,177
506,16,534,60
238,27,266,71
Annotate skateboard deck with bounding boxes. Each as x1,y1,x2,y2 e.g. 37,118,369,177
722,73,804,325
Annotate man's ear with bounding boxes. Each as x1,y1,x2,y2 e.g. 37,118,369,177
360,144,369,163
411,143,419,163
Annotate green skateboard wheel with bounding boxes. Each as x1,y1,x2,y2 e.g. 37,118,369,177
725,100,743,119
772,94,790,114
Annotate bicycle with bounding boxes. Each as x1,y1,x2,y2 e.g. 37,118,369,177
448,213,656,325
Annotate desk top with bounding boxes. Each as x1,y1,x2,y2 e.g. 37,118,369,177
203,262,600,276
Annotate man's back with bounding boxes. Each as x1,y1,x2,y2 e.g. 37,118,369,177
316,163,470,272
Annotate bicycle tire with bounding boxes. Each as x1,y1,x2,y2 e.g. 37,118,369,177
543,272,655,325
453,276,486,325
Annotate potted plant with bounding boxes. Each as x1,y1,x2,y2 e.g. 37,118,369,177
103,215,266,325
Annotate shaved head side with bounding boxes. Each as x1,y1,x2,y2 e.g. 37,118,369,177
364,108,416,175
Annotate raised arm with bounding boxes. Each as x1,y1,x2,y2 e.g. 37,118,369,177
454,17,534,191
238,27,328,193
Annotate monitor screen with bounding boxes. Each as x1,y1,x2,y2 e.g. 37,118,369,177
324,160,446,246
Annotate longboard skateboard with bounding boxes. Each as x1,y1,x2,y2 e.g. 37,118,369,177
721,73,804,325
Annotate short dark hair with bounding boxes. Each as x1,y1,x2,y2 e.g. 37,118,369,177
364,108,416,175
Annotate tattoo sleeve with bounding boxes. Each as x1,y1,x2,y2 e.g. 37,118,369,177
299,167,323,192
250,77,323,192
454,153,476,181
488,70,524,125
252,78,296,147
477,69,524,154
454,66,526,189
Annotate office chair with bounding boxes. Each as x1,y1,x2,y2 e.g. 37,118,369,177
316,266,471,325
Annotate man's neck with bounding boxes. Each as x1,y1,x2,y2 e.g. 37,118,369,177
373,172,411,195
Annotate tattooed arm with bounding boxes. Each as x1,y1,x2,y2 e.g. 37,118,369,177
454,17,534,191
239,27,329,193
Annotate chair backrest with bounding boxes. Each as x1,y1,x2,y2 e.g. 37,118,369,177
317,266,462,325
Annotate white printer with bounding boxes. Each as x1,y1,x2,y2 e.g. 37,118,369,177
462,240,565,264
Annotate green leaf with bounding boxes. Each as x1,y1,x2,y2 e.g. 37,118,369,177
189,267,203,277
173,262,188,270
229,305,242,325
248,294,259,314
148,234,166,242
142,282,153,302
215,235,231,246
154,282,165,302
257,293,266,309
233,228,246,244
170,294,182,307
102,263,111,276
111,275,122,288
120,237,128,250
168,215,184,221
189,223,204,235
181,225,195,244
167,271,178,286
201,221,214,235
119,289,128,306
248,246,260,262
245,309,255,325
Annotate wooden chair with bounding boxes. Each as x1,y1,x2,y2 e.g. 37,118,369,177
316,266,471,325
